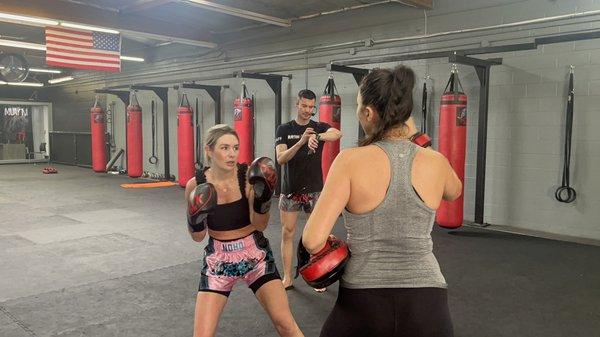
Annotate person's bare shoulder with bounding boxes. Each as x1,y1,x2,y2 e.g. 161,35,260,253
417,146,448,164
335,145,378,162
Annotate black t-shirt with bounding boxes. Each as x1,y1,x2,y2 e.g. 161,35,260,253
275,120,331,195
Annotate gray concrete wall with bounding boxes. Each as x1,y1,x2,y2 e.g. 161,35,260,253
0,87,47,102
46,0,600,240
46,85,103,133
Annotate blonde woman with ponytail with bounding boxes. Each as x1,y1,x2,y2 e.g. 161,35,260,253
185,124,303,337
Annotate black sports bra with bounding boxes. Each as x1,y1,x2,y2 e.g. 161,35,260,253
195,164,251,231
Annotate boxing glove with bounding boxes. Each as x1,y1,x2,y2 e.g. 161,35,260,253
248,157,277,214
187,182,217,232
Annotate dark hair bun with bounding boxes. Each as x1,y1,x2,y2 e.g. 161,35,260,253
359,65,415,146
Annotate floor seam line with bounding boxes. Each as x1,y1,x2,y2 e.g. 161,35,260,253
0,305,38,337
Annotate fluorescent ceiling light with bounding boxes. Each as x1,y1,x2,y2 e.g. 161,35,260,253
48,76,74,84
120,55,145,62
0,81,44,87
0,39,46,51
60,22,120,34
0,66,27,71
0,12,59,26
155,41,173,47
29,68,62,74
0,67,61,75
0,12,212,48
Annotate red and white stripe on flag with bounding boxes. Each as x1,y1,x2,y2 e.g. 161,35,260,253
45,27,121,73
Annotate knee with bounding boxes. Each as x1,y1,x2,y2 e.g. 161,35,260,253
281,224,296,240
272,315,298,337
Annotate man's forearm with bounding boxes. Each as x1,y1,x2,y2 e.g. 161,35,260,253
277,142,303,165
318,129,342,142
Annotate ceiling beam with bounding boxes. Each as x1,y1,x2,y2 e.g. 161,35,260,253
180,0,291,27
119,0,175,14
395,0,433,9
0,0,216,48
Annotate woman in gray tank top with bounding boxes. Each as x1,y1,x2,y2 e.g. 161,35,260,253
301,65,462,337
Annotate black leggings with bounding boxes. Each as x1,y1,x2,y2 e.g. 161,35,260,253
320,287,454,337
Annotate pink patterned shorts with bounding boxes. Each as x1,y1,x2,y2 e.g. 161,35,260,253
199,231,280,296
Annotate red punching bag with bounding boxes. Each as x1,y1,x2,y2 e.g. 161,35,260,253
177,94,195,187
90,97,107,173
436,68,467,229
234,83,254,165
127,92,143,178
319,76,341,181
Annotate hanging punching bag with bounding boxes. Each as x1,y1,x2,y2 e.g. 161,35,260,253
127,92,143,178
319,76,341,182
233,83,254,165
177,94,195,187
90,96,107,173
436,67,467,229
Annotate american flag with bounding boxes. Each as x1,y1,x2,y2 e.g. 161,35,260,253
45,27,121,72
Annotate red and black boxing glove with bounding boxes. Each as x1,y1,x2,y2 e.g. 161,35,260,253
187,183,217,232
248,157,277,214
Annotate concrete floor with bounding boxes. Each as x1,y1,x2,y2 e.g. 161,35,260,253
0,164,599,337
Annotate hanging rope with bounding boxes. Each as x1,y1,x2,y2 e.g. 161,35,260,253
555,66,577,203
149,100,158,164
421,78,428,134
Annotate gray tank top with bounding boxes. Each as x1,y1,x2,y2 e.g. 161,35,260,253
341,140,447,289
